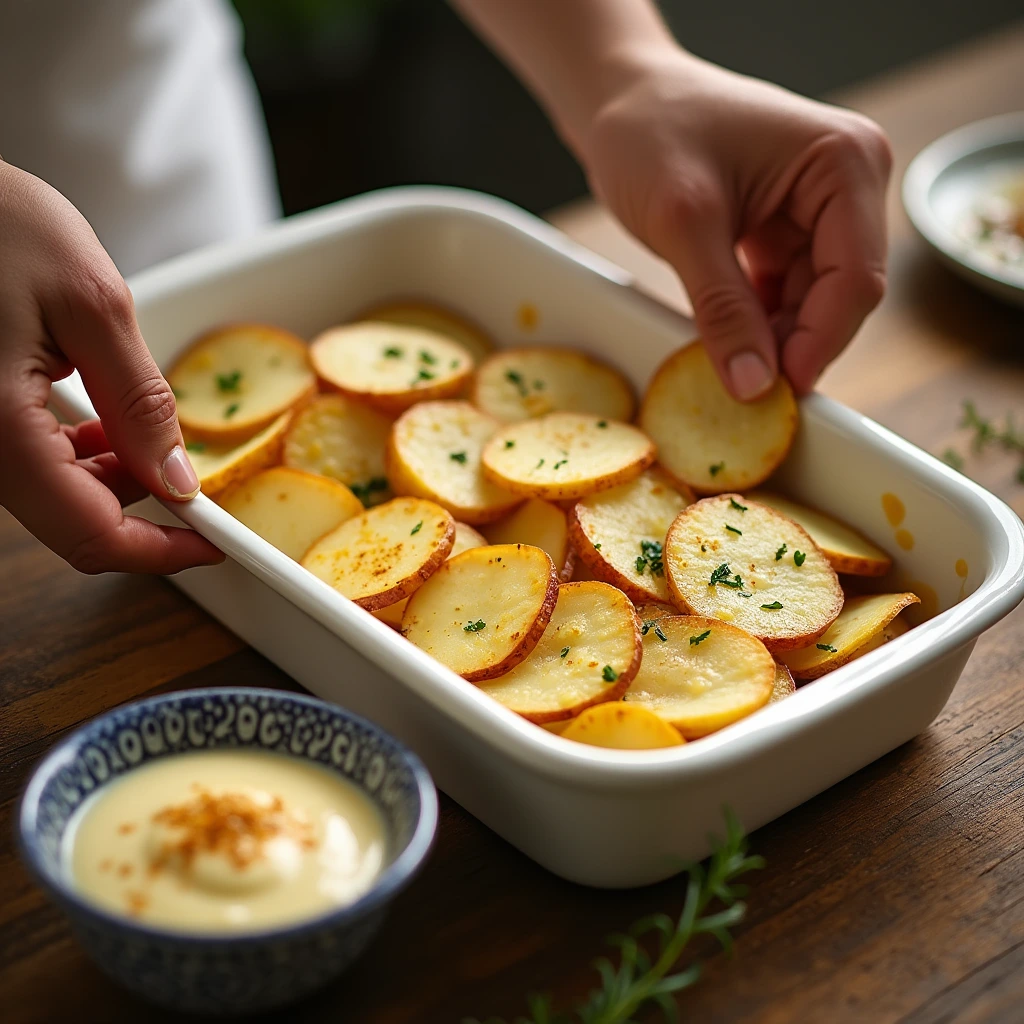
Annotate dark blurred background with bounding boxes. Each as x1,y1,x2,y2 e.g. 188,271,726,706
232,0,1023,217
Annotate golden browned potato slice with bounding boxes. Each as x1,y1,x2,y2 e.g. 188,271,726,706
186,411,292,498
665,495,843,652
481,498,575,581
219,467,363,561
386,400,522,525
569,467,693,604
481,412,656,501
639,342,798,495
471,346,635,423
477,582,641,723
169,324,316,445
623,615,775,738
373,521,487,629
560,702,685,749
356,300,494,365
770,662,797,703
282,394,393,506
779,593,920,680
745,491,893,577
634,601,678,622
309,322,473,414
402,544,559,681
300,497,454,610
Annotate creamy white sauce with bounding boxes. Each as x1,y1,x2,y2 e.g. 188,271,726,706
63,750,386,933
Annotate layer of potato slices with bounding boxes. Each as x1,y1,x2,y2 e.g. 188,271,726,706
481,498,575,581
387,400,522,524
356,300,494,365
310,322,473,414
477,582,641,723
560,702,685,749
634,602,678,623
770,662,797,704
219,467,363,561
665,494,843,651
472,346,635,423
570,467,693,603
639,342,797,494
481,412,656,501
402,543,559,681
186,411,292,498
779,592,920,680
169,324,316,445
282,394,393,505
301,497,454,610
373,522,487,629
623,615,775,738
745,490,892,577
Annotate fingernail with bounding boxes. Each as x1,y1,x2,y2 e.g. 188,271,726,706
162,446,200,499
727,351,774,401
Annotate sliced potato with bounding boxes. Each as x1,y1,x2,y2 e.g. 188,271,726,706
623,615,775,738
282,394,393,505
560,702,685,749
664,495,843,651
471,346,635,423
186,411,292,498
639,342,798,494
387,401,522,524
779,593,920,680
402,544,559,682
849,612,910,658
300,497,454,610
770,662,797,703
634,602,678,622
310,322,473,414
356,300,494,365
218,467,363,561
570,467,693,603
373,522,487,629
481,498,575,581
477,582,641,723
169,324,316,445
745,491,893,577
481,412,656,501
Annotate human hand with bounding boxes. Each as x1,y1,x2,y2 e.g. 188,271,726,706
0,161,223,573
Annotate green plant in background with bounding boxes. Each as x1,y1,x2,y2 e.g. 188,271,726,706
941,400,1024,484
466,810,763,1024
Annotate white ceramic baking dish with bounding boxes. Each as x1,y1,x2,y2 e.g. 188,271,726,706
51,187,1024,888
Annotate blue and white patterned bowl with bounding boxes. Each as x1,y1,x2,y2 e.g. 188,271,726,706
18,687,437,1016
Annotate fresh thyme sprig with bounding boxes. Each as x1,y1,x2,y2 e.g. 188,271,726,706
465,810,762,1024
943,400,1024,484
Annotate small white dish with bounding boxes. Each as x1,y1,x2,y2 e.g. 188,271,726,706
903,111,1024,308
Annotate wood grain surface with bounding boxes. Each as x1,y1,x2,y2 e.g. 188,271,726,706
2,24,1023,1024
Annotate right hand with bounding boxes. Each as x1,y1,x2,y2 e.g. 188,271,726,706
0,160,224,574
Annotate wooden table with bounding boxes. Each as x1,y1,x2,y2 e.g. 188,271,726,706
3,24,1023,1024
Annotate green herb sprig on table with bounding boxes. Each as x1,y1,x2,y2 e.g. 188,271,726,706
942,400,1024,484
465,810,762,1024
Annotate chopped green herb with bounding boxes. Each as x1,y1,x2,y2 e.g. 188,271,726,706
410,521,423,535
641,620,668,642
721,575,745,589
701,544,707,552
639,539,664,576
729,498,748,512
449,451,468,464
505,369,528,397
535,458,545,469
601,665,619,682
450,359,458,369
560,646,570,658
349,477,389,507
710,462,725,477
215,370,242,393
596,420,608,428
689,629,711,646
553,459,568,470
533,379,545,390
709,563,733,586
419,349,437,365
412,368,435,383
463,620,486,633
383,346,403,358
594,543,602,551
503,439,515,449
184,441,206,453
725,525,742,535
794,550,807,566
224,402,240,418
761,601,784,610
817,643,838,653
738,591,752,598
775,543,788,561
636,556,648,574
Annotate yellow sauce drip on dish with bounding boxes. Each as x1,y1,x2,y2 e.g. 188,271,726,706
516,303,540,332
881,492,905,528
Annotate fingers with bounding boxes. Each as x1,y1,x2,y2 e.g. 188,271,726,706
78,452,150,507
61,419,111,459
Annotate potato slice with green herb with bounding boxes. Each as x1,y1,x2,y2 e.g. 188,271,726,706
169,324,316,445
569,467,693,603
639,342,797,494
282,394,393,506
186,411,292,498
310,322,472,414
560,702,685,749
477,582,641,722
219,467,363,561
770,662,797,703
402,543,559,681
481,412,655,501
745,490,892,577
779,593,919,680
481,497,575,581
472,346,635,423
664,494,843,651
623,615,775,738
301,497,454,611
373,521,487,629
356,300,494,365
387,400,522,524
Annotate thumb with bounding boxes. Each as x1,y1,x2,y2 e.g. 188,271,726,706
657,205,778,401
46,265,200,501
